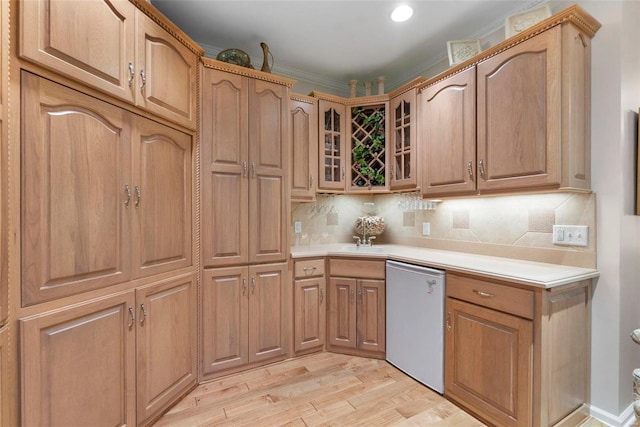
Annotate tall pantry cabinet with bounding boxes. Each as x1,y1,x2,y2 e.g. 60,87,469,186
14,1,203,426
0,0,8,425
200,58,294,380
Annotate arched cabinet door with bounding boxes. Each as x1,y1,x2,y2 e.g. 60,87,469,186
21,71,132,306
132,116,192,279
476,27,561,192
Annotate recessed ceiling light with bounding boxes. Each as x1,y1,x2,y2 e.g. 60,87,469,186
391,5,413,22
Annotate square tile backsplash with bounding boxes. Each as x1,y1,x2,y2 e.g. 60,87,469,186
291,192,596,267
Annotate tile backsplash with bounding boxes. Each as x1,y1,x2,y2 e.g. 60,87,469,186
291,192,596,268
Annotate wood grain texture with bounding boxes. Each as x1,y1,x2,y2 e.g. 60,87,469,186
154,352,487,427
294,277,326,354
317,100,347,191
329,258,385,280
390,88,418,190
290,95,318,201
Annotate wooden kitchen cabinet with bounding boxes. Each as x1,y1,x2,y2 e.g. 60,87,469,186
20,0,201,129
476,27,561,192
389,78,424,190
135,275,197,426
21,292,137,427
419,8,599,197
0,0,8,326
294,258,326,354
445,272,592,426
201,263,289,379
201,64,290,268
290,94,318,202
0,326,7,427
21,72,193,305
20,274,196,427
328,259,385,357
421,67,476,197
317,98,347,191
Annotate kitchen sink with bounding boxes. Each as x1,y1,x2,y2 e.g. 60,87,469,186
336,245,386,253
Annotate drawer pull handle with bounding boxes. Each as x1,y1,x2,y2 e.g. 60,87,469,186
446,312,451,330
303,267,316,274
320,288,324,304
473,289,495,298
128,307,135,329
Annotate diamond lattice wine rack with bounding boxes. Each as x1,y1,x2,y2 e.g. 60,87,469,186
350,104,387,189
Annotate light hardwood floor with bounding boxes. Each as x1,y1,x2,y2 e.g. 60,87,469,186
154,352,610,427
155,352,485,426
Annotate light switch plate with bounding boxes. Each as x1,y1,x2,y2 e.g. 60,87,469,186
294,221,302,234
552,225,588,246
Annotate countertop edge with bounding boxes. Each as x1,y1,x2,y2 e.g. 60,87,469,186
290,244,599,289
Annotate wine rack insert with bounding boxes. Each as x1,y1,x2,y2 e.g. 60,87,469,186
350,104,387,189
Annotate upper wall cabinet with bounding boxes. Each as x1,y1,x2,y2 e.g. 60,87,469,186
20,0,202,129
389,78,424,191
317,98,347,191
290,94,318,202
420,5,600,198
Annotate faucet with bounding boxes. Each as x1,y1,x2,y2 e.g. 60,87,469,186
352,217,376,246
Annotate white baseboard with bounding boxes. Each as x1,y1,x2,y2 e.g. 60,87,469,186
590,403,637,426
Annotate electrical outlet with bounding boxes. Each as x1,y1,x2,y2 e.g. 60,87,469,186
294,221,302,234
552,225,588,247
422,222,431,236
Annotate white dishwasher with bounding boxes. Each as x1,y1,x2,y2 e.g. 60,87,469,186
386,260,445,393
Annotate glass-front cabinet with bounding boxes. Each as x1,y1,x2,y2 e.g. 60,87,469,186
318,99,346,190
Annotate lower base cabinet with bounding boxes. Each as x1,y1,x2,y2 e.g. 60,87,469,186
201,263,289,379
445,272,592,427
0,326,8,427
293,258,327,354
327,258,386,358
20,274,197,427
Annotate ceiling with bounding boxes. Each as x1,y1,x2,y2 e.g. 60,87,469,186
150,0,549,93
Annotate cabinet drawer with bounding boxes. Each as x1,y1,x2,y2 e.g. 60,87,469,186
295,258,325,279
329,259,385,280
447,273,534,319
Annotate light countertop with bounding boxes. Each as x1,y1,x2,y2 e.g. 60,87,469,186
291,244,599,289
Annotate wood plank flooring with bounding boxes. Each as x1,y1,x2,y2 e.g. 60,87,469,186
154,352,611,426
154,352,486,426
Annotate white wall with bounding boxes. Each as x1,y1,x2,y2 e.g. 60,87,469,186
574,1,640,423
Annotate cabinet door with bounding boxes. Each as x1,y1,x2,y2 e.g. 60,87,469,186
318,100,346,190
357,279,386,353
328,277,357,349
21,292,136,427
0,0,7,325
290,96,318,201
21,72,132,306
19,0,136,103
201,267,248,377
0,327,7,427
248,263,288,363
132,116,192,279
445,298,532,427
294,277,326,353
201,70,248,267
390,90,417,190
477,27,561,192
248,79,289,264
135,11,197,129
421,67,476,197
136,275,197,425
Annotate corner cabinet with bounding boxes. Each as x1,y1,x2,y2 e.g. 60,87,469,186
420,6,600,197
290,94,318,202
445,273,592,427
21,72,192,306
201,62,292,267
327,258,385,357
19,0,202,129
